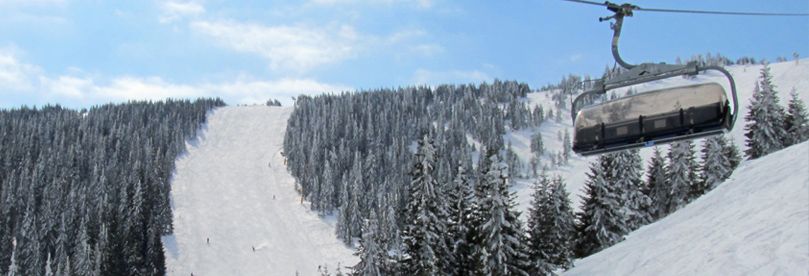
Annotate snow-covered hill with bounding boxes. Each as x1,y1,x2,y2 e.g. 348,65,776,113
163,106,356,276
565,141,809,275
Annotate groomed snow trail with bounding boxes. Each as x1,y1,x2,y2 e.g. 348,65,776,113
566,141,809,276
164,106,357,276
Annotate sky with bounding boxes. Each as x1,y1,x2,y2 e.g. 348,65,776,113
1,0,807,108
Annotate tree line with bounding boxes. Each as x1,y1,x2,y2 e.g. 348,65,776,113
0,99,224,275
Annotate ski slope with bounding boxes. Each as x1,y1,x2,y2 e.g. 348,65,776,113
163,106,357,276
565,141,809,276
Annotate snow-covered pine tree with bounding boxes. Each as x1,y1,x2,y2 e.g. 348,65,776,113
505,142,523,178
699,135,733,193
527,172,575,273
18,199,43,276
336,180,353,245
784,88,809,146
73,218,95,274
445,163,477,275
562,129,572,163
575,153,627,258
614,149,651,231
378,195,400,255
526,171,554,275
745,64,788,159
666,140,698,212
5,237,19,276
533,105,545,127
352,210,385,276
400,135,449,275
476,150,530,276
530,132,545,175
723,139,742,178
320,155,336,214
348,154,364,238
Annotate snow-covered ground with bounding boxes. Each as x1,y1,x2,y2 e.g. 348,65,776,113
565,141,809,276
164,106,356,276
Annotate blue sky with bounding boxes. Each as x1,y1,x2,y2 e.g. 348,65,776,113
1,0,807,108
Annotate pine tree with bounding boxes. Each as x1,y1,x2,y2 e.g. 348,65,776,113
7,238,18,276
526,172,553,275
614,149,651,230
476,150,530,276
562,129,572,163
784,88,809,146
445,163,476,276
527,172,575,273
336,181,353,245
699,135,733,193
666,141,698,212
646,147,668,220
352,210,385,276
724,139,742,178
400,135,449,275
320,156,336,214
745,65,788,159
18,200,43,276
575,154,627,258
530,133,545,176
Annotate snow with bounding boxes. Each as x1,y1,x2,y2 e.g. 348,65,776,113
164,106,357,276
565,141,809,276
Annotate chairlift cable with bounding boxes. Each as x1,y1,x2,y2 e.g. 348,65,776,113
560,0,809,17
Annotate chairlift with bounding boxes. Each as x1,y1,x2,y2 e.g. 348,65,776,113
570,2,739,156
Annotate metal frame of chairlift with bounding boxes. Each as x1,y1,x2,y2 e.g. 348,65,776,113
570,2,739,156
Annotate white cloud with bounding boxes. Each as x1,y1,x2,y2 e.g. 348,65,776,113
569,53,584,62
44,75,349,106
0,51,41,91
191,20,358,72
307,0,433,9
387,29,426,44
206,78,351,105
1,50,349,107
96,77,204,100
159,0,205,23
0,0,66,6
412,68,491,85
416,0,432,8
409,43,444,57
44,75,93,99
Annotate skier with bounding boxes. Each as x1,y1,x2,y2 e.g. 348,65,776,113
252,246,255,252
206,237,209,245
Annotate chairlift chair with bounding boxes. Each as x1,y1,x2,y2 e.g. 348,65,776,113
570,2,739,156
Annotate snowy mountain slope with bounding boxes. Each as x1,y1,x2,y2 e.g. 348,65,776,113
508,59,809,214
564,141,809,276
163,106,356,276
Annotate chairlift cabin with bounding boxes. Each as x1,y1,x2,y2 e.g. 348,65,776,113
568,1,740,156
573,83,732,155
